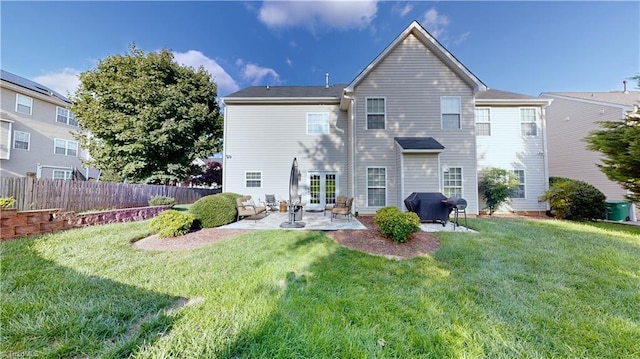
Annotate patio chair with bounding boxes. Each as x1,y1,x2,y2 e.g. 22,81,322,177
264,194,278,212
324,195,347,216
236,195,267,222
331,197,353,221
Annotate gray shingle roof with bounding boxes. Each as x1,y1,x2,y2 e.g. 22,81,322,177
224,84,348,99
395,137,445,150
541,91,640,107
476,88,538,100
0,69,70,103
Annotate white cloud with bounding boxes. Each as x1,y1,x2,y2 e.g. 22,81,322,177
286,58,293,67
393,3,413,17
172,50,240,97
33,68,81,97
422,8,449,39
242,63,280,85
258,0,378,31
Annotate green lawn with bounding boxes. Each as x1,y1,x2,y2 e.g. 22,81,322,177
1,218,639,358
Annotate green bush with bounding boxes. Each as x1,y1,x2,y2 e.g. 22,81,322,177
374,206,421,243
0,197,15,209
478,168,520,214
540,178,607,221
148,195,176,207
150,210,195,238
189,193,238,228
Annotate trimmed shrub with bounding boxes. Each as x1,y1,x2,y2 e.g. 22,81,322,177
0,197,15,209
374,206,421,243
148,195,176,207
189,193,238,228
150,210,195,238
539,177,607,221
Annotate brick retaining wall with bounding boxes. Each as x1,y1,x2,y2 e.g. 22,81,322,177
0,206,170,240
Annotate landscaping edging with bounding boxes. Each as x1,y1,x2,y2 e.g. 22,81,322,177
0,206,171,240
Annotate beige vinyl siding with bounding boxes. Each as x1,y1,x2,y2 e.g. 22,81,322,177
476,106,547,212
543,96,628,200
224,103,348,203
0,85,88,178
402,153,440,203
353,33,478,214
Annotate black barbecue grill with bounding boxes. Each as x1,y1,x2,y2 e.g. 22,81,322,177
404,192,452,226
404,193,468,230
444,197,468,230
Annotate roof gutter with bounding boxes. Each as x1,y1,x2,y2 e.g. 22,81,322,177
222,97,341,105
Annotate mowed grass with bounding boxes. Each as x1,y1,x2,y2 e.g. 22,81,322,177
1,218,639,358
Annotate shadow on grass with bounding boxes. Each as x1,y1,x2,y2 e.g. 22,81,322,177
1,239,184,358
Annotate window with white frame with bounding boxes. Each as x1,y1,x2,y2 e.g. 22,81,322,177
56,107,78,126
475,108,491,136
54,138,78,156
245,171,262,188
16,94,33,115
53,170,73,180
511,170,526,198
367,167,386,207
443,167,463,197
13,130,30,150
366,98,385,129
520,108,538,136
307,113,329,135
441,96,461,129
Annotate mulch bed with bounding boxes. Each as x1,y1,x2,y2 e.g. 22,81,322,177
133,215,440,259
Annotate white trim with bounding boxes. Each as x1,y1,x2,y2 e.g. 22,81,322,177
53,138,78,157
13,130,30,151
56,106,78,126
307,171,339,210
520,107,539,137
1,119,13,160
15,93,33,115
244,171,262,188
306,112,330,135
366,166,387,208
442,166,463,197
398,143,405,211
441,96,462,130
510,169,527,199
365,97,386,130
475,107,491,136
223,97,340,105
53,169,73,180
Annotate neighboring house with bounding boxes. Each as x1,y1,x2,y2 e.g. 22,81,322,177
476,89,552,212
222,21,551,215
0,70,95,180
541,88,639,219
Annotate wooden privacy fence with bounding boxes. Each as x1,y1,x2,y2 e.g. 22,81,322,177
0,177,220,212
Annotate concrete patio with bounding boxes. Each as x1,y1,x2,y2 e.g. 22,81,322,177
219,210,475,232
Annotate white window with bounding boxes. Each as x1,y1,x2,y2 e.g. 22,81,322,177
520,108,538,136
441,96,461,129
56,107,78,126
443,167,463,197
307,113,329,135
475,108,491,136
54,138,78,156
53,170,73,180
367,167,386,207
16,94,33,115
366,98,385,130
13,130,30,150
511,170,526,199
245,171,262,188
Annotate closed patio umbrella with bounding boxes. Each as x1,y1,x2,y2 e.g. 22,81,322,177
280,157,305,228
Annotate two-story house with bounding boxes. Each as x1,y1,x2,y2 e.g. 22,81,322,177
222,21,551,215
1,70,94,180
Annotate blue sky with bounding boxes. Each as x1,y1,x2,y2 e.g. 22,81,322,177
2,1,638,99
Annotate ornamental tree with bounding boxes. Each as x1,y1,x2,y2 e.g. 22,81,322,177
584,74,640,203
71,45,222,184
478,168,521,214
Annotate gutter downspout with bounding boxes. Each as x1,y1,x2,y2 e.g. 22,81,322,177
221,101,228,193
343,94,356,215
541,103,552,212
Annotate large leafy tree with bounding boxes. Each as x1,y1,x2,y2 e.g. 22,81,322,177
71,45,222,184
584,74,640,202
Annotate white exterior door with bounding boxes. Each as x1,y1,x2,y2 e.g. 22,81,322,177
307,172,337,211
